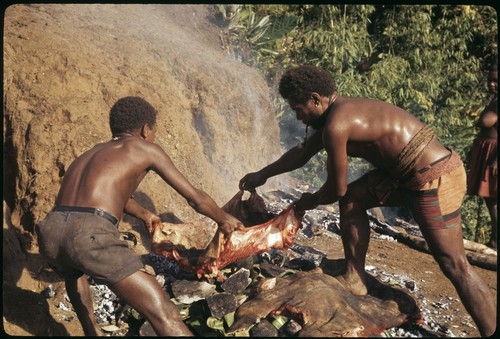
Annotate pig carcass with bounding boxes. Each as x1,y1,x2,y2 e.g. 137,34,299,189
228,267,423,337
150,191,304,279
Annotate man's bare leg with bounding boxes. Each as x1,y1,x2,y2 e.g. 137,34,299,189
110,270,193,336
338,175,385,296
421,224,496,337
65,275,103,336
338,204,371,295
338,172,405,295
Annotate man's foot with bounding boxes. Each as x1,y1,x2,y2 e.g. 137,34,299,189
339,272,369,296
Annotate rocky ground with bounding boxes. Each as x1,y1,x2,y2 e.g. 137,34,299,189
2,4,497,337
3,189,496,337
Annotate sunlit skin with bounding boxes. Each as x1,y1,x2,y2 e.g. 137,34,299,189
478,69,498,139
56,124,241,236
240,76,496,336
54,120,242,336
473,69,497,249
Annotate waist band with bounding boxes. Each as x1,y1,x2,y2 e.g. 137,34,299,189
53,206,119,225
391,125,436,179
400,149,462,189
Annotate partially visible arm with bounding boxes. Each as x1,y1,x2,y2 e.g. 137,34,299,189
147,143,242,236
295,126,348,211
239,130,324,190
124,197,160,233
490,153,498,176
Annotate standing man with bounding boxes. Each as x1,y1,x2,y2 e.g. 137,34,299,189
36,96,242,336
239,65,496,336
467,59,497,249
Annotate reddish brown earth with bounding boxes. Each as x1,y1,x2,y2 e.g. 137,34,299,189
3,196,497,337
2,4,497,337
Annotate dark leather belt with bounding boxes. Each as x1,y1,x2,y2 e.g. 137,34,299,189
53,206,119,225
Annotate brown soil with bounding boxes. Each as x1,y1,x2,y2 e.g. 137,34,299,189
3,197,497,337
295,231,497,337
2,4,497,338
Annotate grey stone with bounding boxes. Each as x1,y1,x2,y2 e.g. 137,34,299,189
250,319,278,337
281,319,302,336
221,268,251,295
206,292,239,319
171,280,217,304
139,321,156,336
287,243,326,267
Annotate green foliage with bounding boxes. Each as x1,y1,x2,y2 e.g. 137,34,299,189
461,196,495,243
215,4,497,241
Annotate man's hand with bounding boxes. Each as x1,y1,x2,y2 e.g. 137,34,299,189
143,212,161,233
294,192,319,212
239,172,267,191
124,198,161,233
218,213,244,237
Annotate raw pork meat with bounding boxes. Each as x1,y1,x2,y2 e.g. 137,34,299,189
150,191,304,279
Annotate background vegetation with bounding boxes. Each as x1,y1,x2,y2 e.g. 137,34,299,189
214,4,497,243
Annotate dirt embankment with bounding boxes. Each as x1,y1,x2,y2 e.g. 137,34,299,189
2,4,496,338
3,4,283,336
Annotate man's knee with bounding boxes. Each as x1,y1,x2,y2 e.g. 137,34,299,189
339,190,371,213
435,254,470,280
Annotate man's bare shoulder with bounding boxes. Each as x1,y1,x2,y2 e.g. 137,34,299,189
334,96,397,113
87,137,167,166
119,136,164,151
326,96,423,144
327,97,388,127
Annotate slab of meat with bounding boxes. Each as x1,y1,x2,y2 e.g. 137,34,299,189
196,204,303,279
228,268,423,337
220,189,275,226
150,191,304,279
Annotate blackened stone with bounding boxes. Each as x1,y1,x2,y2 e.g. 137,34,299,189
206,292,239,319
287,243,326,267
221,268,251,294
171,280,216,304
249,319,278,337
281,319,302,336
405,280,417,291
285,258,316,271
41,284,56,298
228,255,254,273
259,260,289,277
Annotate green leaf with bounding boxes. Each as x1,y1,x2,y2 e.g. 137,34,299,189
206,317,225,332
224,311,236,328
270,315,289,329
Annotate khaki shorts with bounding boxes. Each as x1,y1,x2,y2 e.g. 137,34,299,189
35,211,143,284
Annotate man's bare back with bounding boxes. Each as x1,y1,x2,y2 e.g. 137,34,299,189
37,96,242,336
324,97,450,171
56,135,178,220
239,65,496,336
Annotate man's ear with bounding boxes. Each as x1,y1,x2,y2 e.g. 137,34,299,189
140,124,149,139
310,92,321,105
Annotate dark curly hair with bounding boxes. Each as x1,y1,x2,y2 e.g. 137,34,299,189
279,65,336,103
109,96,158,135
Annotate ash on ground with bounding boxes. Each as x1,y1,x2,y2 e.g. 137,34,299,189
42,188,478,337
